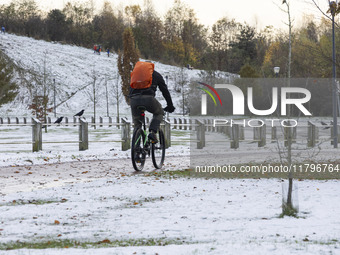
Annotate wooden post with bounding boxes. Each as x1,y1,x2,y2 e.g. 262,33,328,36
109,117,112,127
308,121,318,147
189,119,192,131
7,117,10,124
32,118,42,152
292,126,297,143
73,116,77,126
160,120,171,149
91,116,95,128
271,126,277,143
174,118,177,130
0,117,3,124
121,118,131,151
284,124,297,147
231,124,239,149
239,126,245,141
79,118,88,151
99,117,103,127
116,116,120,129
254,126,260,141
65,117,69,126
23,117,27,125
258,124,266,147
179,118,182,130
16,117,19,125
183,119,187,131
330,121,340,144
196,120,205,149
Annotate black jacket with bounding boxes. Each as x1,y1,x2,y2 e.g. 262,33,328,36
130,70,174,107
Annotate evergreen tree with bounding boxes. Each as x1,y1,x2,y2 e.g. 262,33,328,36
117,28,140,105
0,50,17,107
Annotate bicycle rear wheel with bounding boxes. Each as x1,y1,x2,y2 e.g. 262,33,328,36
131,128,146,171
151,129,165,169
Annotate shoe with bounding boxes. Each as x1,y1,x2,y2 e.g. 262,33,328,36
148,130,158,143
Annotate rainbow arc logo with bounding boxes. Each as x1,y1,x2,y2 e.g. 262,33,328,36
198,82,222,115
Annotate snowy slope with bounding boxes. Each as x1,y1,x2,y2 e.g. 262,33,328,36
0,33,238,117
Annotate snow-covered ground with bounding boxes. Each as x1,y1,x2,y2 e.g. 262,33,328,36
0,170,339,254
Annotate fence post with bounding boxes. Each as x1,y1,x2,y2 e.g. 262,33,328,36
121,118,131,151
254,126,260,141
258,124,266,147
271,126,277,143
65,117,69,126
23,117,27,125
109,117,112,127
7,117,10,124
174,118,177,130
178,118,182,130
99,117,103,127
16,117,19,125
184,119,187,130
32,118,42,152
196,120,205,149
308,121,317,147
79,118,88,151
91,117,95,128
0,117,3,124
231,124,239,149
239,126,245,141
161,120,171,149
116,116,120,129
330,121,340,144
189,119,193,131
73,116,77,126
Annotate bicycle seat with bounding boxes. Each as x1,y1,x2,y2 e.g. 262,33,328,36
137,106,147,112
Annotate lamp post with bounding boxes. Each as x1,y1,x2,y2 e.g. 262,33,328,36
329,0,338,148
53,77,56,118
274,67,280,77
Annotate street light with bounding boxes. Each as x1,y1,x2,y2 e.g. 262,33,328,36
329,0,338,148
273,67,280,77
53,77,56,118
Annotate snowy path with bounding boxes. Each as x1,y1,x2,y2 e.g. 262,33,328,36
0,156,190,196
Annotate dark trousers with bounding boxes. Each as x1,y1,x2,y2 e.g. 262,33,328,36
130,95,164,131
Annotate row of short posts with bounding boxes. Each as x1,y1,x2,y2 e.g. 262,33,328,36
13,117,334,152
31,118,132,152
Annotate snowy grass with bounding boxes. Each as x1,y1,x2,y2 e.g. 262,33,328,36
0,173,339,254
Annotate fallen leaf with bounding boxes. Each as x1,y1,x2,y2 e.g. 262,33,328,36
54,220,60,225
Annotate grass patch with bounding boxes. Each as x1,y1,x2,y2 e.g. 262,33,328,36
0,237,189,250
0,198,68,207
144,169,192,179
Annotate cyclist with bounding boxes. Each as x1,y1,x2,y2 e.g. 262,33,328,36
130,61,175,143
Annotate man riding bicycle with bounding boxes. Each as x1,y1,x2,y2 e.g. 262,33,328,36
129,61,175,143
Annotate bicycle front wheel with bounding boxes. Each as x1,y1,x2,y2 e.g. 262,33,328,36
151,129,165,169
131,128,146,171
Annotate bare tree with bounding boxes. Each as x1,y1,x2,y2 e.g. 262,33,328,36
280,0,296,217
174,67,189,116
112,72,123,120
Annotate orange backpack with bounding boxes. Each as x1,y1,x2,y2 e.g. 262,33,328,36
130,61,154,89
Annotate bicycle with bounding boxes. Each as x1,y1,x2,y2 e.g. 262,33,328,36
131,106,166,171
